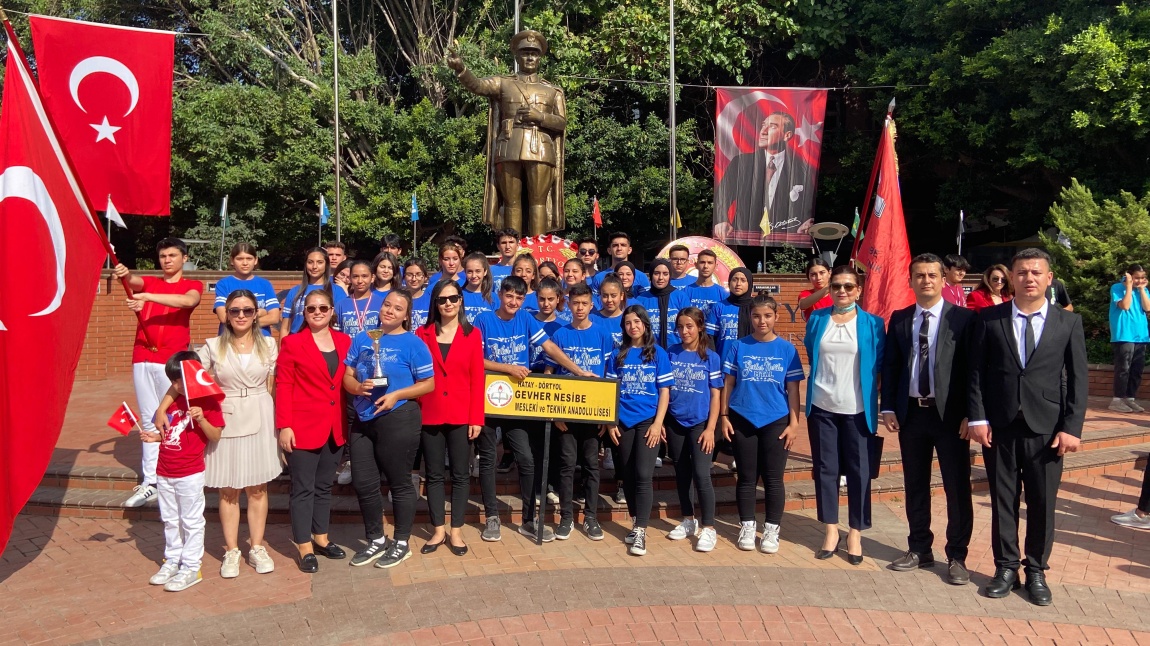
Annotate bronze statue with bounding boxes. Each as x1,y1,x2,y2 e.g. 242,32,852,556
446,30,566,235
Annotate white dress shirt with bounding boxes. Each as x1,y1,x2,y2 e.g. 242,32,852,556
969,300,1050,427
909,300,944,398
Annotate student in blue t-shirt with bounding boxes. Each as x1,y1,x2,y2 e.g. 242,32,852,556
333,260,382,338
214,243,281,335
331,259,353,303
529,278,568,371
685,249,729,310
281,248,331,336
605,304,673,557
512,254,541,312
427,241,465,287
591,273,628,348
1109,265,1150,412
473,276,593,542
371,252,403,299
461,252,497,323
721,294,803,556
664,307,724,552
707,267,754,360
636,259,692,348
342,290,435,569
490,228,520,292
588,232,651,295
543,282,616,541
668,243,698,291
403,258,432,328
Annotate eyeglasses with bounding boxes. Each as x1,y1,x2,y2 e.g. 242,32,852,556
990,276,1007,284
436,294,462,305
830,283,857,292
577,249,597,256
227,307,256,318
305,305,332,314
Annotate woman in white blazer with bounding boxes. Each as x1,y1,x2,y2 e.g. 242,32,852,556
196,289,281,578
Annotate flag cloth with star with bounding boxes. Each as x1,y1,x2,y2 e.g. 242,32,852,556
30,16,175,215
106,402,140,435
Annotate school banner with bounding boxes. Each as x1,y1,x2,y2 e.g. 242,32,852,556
484,373,618,424
713,88,828,248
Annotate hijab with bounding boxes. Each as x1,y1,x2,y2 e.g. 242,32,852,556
726,267,755,338
615,261,639,299
646,259,675,348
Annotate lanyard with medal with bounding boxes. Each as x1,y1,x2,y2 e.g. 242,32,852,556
351,292,374,335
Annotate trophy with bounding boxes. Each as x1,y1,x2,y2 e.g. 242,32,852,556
364,329,389,390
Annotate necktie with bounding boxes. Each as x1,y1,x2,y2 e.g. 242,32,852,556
766,157,777,183
1023,313,1036,367
918,310,931,397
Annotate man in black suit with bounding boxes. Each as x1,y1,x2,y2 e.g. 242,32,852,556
968,248,1087,606
714,111,815,242
881,253,976,585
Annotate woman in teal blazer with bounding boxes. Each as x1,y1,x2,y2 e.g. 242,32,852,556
803,265,885,565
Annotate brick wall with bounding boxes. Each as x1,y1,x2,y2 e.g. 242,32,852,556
1087,364,1150,399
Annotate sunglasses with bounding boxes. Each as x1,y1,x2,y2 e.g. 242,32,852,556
305,304,332,314
227,307,256,318
436,294,462,305
990,276,1006,283
577,249,597,256
830,283,857,292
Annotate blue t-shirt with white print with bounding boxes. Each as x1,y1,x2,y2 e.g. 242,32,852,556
667,343,724,427
462,288,496,324
706,300,742,360
591,312,625,348
281,284,326,334
606,344,673,428
530,318,564,371
333,293,381,338
473,309,549,368
635,289,693,347
686,283,729,310
546,322,617,377
722,336,804,428
410,291,432,329
345,330,434,422
213,275,280,336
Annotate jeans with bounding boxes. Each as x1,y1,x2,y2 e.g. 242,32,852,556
1113,342,1146,399
730,412,789,525
666,418,715,526
350,402,422,541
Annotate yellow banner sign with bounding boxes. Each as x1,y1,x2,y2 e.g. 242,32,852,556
484,373,618,423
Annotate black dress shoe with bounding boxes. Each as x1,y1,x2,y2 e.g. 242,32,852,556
815,538,841,560
312,541,346,559
847,553,864,566
448,542,469,556
947,559,970,585
298,553,319,573
421,540,444,555
984,567,1021,598
889,550,935,571
1025,571,1053,606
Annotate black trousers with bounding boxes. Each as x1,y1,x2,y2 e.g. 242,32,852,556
477,419,545,523
422,424,471,528
807,406,873,530
666,417,715,526
286,433,342,545
1113,342,1146,398
899,403,974,561
1140,462,1150,514
982,416,1064,573
350,402,422,542
617,418,659,528
557,423,601,522
474,426,500,519
730,412,789,525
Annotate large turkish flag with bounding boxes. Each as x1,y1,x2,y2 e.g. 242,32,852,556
30,16,174,215
0,31,106,553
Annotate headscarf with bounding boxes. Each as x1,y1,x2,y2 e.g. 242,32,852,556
726,267,755,338
615,261,639,299
646,259,676,348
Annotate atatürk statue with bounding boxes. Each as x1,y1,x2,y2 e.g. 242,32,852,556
446,30,566,235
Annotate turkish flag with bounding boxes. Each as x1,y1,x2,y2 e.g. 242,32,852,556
29,16,174,216
854,117,915,325
181,360,225,403
592,197,602,228
107,402,140,436
0,29,107,552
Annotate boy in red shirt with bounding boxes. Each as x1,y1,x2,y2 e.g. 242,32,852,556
112,238,203,508
145,351,224,592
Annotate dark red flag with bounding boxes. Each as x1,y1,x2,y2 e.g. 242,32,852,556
592,196,602,228
0,27,107,552
107,402,140,436
29,16,174,215
853,117,914,325
181,360,225,403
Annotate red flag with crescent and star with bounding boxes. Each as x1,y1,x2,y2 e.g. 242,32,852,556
29,15,174,216
106,402,140,436
0,26,107,552
180,360,226,403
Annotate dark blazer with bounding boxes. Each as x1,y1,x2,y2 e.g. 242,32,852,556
275,329,351,449
881,301,976,425
968,302,1088,437
415,323,486,427
715,148,815,235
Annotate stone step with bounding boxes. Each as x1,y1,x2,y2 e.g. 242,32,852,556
24,442,1148,524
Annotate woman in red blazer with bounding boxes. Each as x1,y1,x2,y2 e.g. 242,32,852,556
967,263,1013,313
416,280,485,555
275,289,351,573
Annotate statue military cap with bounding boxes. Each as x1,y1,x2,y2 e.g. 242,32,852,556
510,30,548,56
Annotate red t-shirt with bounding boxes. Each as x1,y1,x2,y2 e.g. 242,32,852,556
157,395,224,479
798,289,833,321
132,276,204,364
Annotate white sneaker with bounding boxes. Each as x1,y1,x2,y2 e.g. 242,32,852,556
696,527,717,552
471,459,480,478
603,453,615,471
667,519,698,541
149,561,180,585
220,548,241,578
1109,397,1135,413
123,484,157,508
1112,508,1150,530
625,517,638,545
248,545,275,574
336,461,353,485
737,521,757,551
546,486,559,505
760,522,780,554
164,568,202,592
629,528,647,556
1126,398,1146,412
655,457,663,469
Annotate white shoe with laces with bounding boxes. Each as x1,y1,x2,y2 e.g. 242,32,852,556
163,568,202,592
1112,508,1150,530
1126,398,1146,412
220,548,241,578
696,527,717,552
737,521,757,551
248,545,275,574
760,522,780,554
629,528,647,556
624,517,638,545
123,484,157,508
667,519,698,541
1109,397,1135,413
149,561,179,586
336,462,352,485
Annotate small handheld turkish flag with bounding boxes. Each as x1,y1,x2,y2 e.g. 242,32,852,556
180,360,225,403
106,402,139,436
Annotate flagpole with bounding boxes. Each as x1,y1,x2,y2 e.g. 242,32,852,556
849,97,896,264
105,214,112,270
668,0,677,240
218,194,228,271
332,0,342,242
957,209,964,254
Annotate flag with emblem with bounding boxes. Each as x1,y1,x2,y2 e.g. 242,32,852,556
107,402,140,436
180,359,225,403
